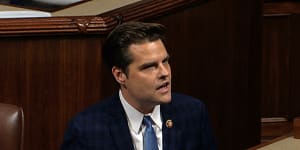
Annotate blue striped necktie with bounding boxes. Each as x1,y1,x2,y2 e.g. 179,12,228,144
143,116,159,150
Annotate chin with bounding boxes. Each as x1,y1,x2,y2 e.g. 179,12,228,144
160,94,172,104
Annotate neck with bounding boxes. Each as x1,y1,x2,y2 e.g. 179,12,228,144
120,89,155,114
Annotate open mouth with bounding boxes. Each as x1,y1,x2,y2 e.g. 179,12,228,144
156,82,170,90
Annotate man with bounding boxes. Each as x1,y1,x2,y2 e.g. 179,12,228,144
60,21,217,150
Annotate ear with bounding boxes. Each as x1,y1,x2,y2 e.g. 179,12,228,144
112,66,127,85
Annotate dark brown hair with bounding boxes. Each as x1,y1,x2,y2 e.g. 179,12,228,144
102,21,166,74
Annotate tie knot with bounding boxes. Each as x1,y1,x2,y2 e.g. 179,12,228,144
143,116,153,127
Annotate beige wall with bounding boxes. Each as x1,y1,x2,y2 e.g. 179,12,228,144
0,5,31,11
0,0,141,17
53,0,141,16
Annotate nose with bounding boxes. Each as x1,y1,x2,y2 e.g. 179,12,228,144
159,63,170,79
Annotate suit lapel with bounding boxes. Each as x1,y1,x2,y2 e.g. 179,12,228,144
161,101,181,150
106,94,181,150
107,95,135,150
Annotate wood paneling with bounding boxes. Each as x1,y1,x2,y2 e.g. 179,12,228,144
0,35,103,150
262,15,290,118
262,2,300,120
289,14,300,119
264,2,300,15
0,0,262,150
261,121,293,142
145,0,262,149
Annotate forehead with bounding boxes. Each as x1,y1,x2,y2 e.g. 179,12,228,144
128,40,168,63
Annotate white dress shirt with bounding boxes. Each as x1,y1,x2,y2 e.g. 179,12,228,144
119,90,163,150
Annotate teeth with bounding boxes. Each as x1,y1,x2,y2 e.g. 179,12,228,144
157,82,169,90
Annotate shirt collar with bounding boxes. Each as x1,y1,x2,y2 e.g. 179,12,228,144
119,90,162,134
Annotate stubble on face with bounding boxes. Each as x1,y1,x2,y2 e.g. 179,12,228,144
120,40,172,113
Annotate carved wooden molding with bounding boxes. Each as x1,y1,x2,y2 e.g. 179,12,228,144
0,16,108,36
0,0,207,36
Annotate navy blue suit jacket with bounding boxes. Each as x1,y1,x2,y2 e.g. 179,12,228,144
60,93,217,150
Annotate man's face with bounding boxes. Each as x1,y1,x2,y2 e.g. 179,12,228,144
117,39,171,113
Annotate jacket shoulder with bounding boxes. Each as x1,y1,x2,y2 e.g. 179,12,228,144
171,93,205,108
69,94,120,124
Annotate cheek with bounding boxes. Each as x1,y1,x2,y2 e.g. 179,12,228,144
128,75,155,89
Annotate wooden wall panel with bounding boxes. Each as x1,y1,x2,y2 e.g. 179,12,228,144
262,2,300,120
0,0,262,150
289,14,300,119
262,15,290,118
0,35,103,150
144,0,262,149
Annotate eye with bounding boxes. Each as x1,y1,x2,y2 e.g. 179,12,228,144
140,63,157,70
162,57,170,64
163,59,169,64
